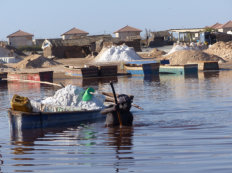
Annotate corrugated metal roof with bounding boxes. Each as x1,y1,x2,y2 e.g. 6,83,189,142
114,25,142,33
61,27,89,36
7,30,33,38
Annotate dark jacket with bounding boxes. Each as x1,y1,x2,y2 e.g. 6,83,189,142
101,105,133,127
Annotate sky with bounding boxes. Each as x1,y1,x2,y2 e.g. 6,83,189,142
0,0,231,40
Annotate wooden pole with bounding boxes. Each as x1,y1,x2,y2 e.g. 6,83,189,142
2,78,63,87
102,92,143,110
104,96,143,110
110,81,123,127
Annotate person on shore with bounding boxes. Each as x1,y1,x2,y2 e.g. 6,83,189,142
101,94,134,127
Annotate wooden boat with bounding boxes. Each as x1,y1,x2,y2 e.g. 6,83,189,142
98,65,117,76
64,65,118,78
7,71,53,82
64,65,99,78
8,109,103,130
124,61,160,76
198,61,219,71
159,64,198,75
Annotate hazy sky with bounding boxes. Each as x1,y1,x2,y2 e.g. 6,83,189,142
0,0,231,40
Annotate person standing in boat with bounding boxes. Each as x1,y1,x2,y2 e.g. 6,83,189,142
101,94,134,127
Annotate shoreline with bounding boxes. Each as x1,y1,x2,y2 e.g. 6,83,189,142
1,57,232,78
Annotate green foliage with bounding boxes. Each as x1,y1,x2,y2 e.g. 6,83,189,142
204,27,214,32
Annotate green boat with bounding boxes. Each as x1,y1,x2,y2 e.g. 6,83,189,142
159,64,198,75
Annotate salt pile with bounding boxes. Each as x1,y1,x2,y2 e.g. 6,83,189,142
204,41,232,60
31,85,105,112
139,48,166,58
167,42,207,55
166,50,226,65
94,45,142,62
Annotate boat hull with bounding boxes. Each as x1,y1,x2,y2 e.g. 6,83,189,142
159,64,198,75
8,71,53,82
8,109,103,130
65,66,99,78
64,65,118,78
198,61,219,71
124,63,160,76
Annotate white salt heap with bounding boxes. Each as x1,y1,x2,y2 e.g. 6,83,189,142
31,85,105,112
94,45,142,62
167,42,207,55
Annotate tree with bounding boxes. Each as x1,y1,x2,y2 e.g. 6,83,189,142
204,27,214,32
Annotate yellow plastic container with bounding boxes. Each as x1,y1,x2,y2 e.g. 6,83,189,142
11,94,32,112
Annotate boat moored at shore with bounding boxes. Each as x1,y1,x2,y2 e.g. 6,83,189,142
124,61,160,76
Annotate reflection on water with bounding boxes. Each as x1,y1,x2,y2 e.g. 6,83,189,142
203,71,220,79
1,71,232,172
106,127,134,172
54,76,118,88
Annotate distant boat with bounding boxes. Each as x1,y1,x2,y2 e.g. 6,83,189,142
64,65,99,78
124,61,160,76
159,64,198,75
7,71,53,82
64,65,118,78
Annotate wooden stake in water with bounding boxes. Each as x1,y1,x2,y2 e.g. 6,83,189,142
110,81,123,127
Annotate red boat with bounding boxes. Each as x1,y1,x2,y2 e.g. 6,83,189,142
7,71,53,82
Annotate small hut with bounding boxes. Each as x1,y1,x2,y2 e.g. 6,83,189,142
114,25,142,40
42,39,91,58
7,30,34,48
61,27,89,40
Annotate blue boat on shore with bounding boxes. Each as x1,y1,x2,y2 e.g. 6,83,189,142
124,61,160,76
8,109,103,130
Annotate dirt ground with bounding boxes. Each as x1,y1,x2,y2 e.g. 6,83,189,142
2,56,232,78
2,57,132,75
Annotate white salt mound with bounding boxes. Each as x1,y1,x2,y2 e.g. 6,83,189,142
167,45,191,55
167,43,207,55
31,85,105,112
95,45,142,62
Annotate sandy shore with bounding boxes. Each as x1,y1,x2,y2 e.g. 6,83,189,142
2,57,232,78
